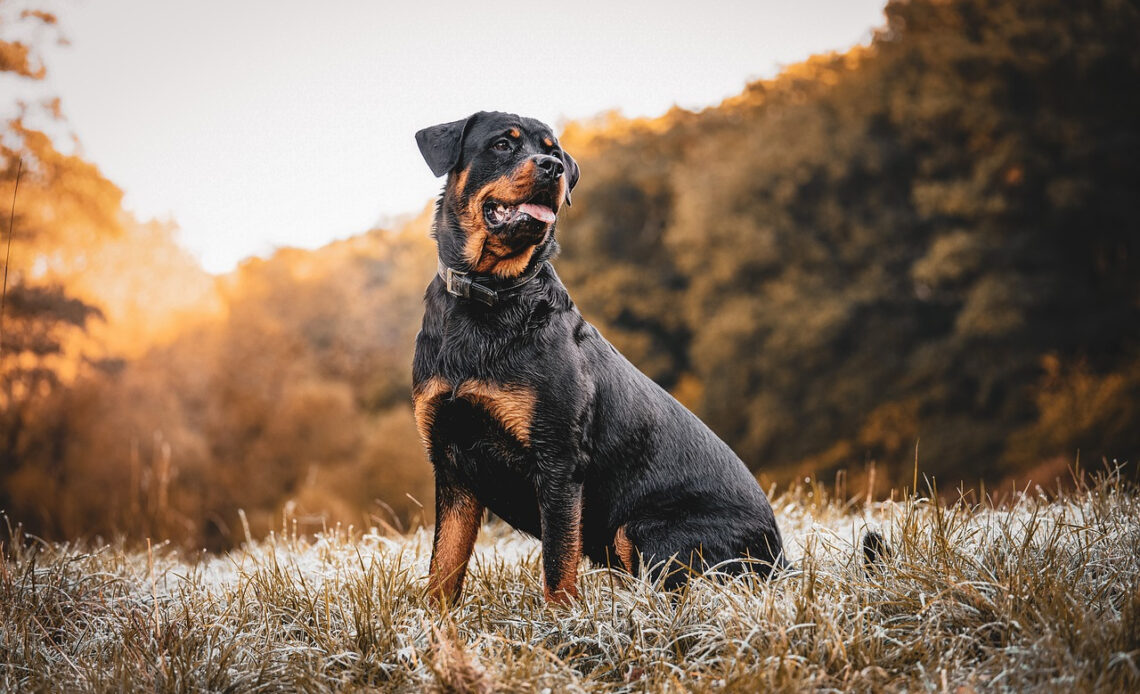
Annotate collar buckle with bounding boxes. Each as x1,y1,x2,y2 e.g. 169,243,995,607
444,266,470,299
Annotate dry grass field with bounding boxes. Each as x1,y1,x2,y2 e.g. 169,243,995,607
3,469,1138,693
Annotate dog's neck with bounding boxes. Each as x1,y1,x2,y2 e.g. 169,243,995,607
435,257,549,307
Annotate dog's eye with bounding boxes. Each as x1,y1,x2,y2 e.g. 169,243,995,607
492,139,511,152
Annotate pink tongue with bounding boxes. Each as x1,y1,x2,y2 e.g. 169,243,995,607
517,203,556,223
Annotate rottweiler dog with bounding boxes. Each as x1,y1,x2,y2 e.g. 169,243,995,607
413,111,787,605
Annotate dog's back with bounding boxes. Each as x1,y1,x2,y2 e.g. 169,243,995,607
573,316,787,582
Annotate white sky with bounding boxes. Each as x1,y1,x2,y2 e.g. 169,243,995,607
38,0,886,273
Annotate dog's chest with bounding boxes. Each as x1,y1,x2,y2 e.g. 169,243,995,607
414,375,542,532
414,308,545,452
413,376,536,452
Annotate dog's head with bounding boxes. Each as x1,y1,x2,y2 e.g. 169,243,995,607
416,111,579,278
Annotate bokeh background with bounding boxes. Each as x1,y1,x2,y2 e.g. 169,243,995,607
2,0,1138,549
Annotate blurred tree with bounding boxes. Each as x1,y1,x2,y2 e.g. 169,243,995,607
6,0,1140,548
559,0,1140,488
1,0,220,541
0,2,55,79
1,2,124,533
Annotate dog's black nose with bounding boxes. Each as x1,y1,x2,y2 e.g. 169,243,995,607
534,155,564,179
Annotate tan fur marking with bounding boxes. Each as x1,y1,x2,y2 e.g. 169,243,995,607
427,492,483,604
413,377,451,448
556,174,567,206
556,492,583,601
462,225,489,269
451,169,468,199
485,244,539,278
546,493,583,603
509,127,520,138
543,137,554,148
455,380,537,445
472,161,538,210
614,525,635,572
458,161,554,278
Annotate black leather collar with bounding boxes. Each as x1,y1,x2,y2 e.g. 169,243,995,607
437,259,548,306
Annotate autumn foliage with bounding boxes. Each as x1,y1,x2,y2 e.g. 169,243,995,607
2,0,1139,548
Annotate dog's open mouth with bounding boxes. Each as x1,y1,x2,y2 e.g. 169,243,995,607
483,191,557,229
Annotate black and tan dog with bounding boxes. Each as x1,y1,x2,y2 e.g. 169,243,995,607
413,111,787,605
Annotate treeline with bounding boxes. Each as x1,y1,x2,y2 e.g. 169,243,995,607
1,1,439,546
557,0,1140,492
1,195,439,546
3,0,1140,548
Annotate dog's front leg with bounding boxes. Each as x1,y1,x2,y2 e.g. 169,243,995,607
427,474,483,606
536,471,584,604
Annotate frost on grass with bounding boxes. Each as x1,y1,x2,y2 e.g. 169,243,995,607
3,473,1139,693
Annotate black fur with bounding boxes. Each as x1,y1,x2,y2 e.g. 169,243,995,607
415,116,472,177
861,530,891,574
414,111,786,604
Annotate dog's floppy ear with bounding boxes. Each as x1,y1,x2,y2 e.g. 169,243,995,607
561,149,580,206
415,114,476,177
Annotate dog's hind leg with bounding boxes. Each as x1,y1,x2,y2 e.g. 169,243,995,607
622,515,787,589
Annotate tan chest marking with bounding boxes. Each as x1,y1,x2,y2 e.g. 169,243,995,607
413,377,452,448
455,380,537,445
413,378,538,447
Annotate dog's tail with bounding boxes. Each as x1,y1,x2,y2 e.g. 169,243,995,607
773,530,891,580
860,529,892,574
